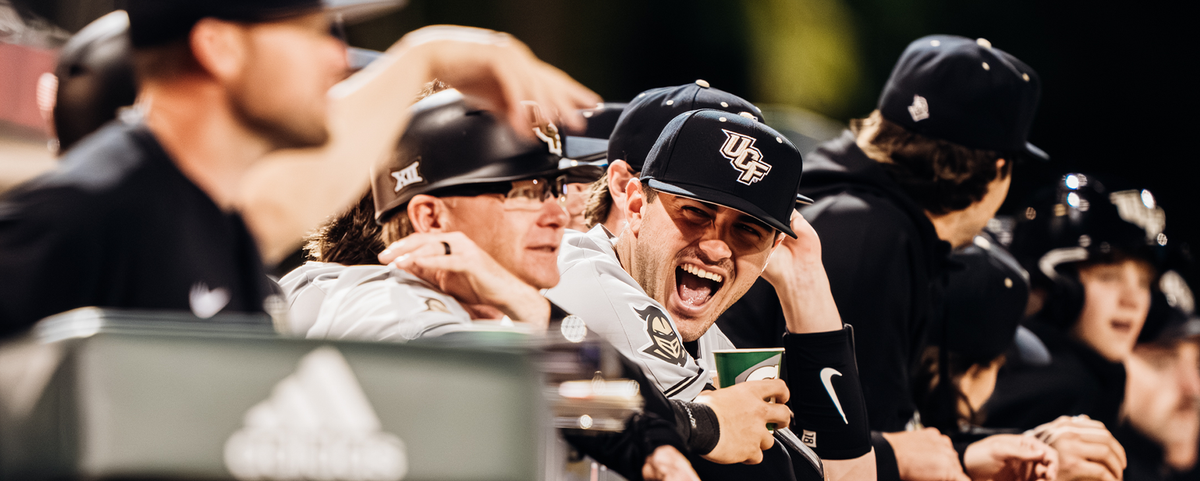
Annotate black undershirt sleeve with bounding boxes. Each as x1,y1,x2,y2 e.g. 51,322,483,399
783,325,872,459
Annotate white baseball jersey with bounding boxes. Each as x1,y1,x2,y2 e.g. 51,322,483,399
278,261,474,341
545,227,735,401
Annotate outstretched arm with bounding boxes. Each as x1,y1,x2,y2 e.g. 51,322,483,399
239,26,600,264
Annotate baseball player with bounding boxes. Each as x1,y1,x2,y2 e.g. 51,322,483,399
911,235,1059,481
281,89,700,481
540,108,876,480
1117,279,1200,481
715,35,1045,481
0,0,598,336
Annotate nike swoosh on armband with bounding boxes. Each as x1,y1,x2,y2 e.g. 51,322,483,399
820,367,848,424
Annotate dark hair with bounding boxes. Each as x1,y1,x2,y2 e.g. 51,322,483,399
132,39,201,82
851,110,1015,215
912,346,992,432
303,191,386,265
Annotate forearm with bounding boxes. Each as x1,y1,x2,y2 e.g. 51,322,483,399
240,44,435,264
497,284,553,327
771,261,843,334
825,450,878,481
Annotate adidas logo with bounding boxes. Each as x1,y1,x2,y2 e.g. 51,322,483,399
224,346,408,481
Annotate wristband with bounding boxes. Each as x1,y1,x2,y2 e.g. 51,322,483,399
783,324,871,459
670,400,720,455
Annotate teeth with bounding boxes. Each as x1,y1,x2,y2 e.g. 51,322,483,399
682,264,723,283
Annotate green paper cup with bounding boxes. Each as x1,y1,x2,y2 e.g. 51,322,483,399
713,348,784,431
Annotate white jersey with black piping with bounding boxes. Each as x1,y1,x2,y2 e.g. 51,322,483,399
545,227,735,402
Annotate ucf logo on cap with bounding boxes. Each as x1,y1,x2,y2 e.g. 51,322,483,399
720,129,771,185
634,304,687,367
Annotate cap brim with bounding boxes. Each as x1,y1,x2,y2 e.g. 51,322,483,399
647,179,796,238
564,136,609,164
1012,325,1051,366
1024,142,1049,162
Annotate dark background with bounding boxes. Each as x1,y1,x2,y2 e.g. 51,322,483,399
15,0,1198,250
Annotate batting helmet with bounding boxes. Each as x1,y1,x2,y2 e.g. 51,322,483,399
371,89,603,223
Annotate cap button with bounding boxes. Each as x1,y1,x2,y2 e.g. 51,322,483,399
1022,73,1031,81
695,79,711,88
976,38,992,48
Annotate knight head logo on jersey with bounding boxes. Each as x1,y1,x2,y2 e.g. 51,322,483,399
634,304,687,367
719,129,771,185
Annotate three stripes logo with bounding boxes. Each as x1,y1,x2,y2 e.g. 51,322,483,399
224,347,408,481
719,129,772,185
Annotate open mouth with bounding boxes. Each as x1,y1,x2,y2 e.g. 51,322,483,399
675,264,725,308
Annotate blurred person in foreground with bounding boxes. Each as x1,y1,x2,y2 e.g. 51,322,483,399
535,108,878,480
912,235,1058,481
1116,273,1200,481
281,89,698,481
714,35,1044,481
0,0,598,335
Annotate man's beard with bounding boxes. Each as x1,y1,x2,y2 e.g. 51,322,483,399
232,90,329,151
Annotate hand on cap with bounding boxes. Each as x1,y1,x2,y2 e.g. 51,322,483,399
378,232,550,329
641,445,701,481
882,428,972,481
390,26,600,137
964,434,1059,481
693,379,792,465
1026,416,1126,481
762,210,843,334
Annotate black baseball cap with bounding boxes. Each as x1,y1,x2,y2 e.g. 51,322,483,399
371,90,600,223
123,0,403,48
609,80,762,172
878,35,1047,161
640,109,806,238
936,234,1030,364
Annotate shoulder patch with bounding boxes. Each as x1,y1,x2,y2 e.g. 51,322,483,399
634,304,687,367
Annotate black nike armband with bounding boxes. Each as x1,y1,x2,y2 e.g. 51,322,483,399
669,400,720,455
783,324,871,459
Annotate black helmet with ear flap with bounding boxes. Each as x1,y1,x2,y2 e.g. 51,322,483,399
1009,173,1167,328
53,10,137,153
371,89,603,223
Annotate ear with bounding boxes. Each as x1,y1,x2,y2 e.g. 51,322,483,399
407,195,452,233
607,160,635,202
189,18,247,83
995,158,1008,178
624,181,647,237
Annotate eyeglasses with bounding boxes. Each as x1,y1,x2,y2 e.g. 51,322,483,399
436,176,567,211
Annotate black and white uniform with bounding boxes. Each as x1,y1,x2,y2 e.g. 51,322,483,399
547,227,871,480
545,227,735,401
0,121,272,336
279,262,476,340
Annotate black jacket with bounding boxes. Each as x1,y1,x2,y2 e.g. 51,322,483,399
718,131,952,432
983,321,1127,430
717,132,953,481
1114,422,1173,481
